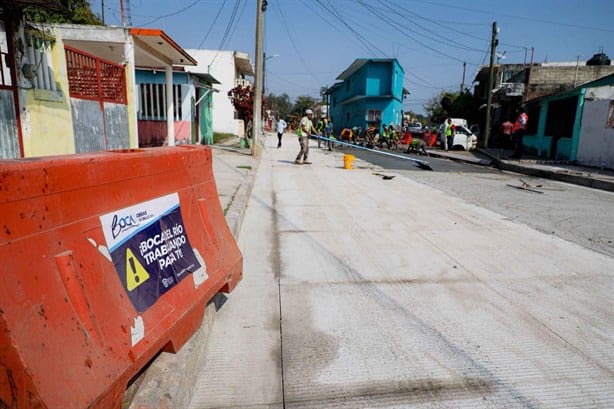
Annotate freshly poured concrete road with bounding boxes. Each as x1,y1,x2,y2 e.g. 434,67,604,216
189,135,614,408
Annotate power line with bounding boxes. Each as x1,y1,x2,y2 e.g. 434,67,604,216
371,0,486,53
417,0,614,33
137,0,202,27
312,0,387,57
275,0,321,88
209,0,243,69
356,1,468,64
196,0,228,49
224,0,248,50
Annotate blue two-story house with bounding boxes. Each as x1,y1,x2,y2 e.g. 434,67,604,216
328,58,407,132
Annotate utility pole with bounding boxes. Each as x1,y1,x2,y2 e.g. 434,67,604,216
483,21,498,148
119,0,125,27
101,0,105,24
460,61,466,93
524,47,534,101
252,0,265,156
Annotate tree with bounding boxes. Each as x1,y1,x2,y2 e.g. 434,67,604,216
24,0,102,25
228,85,254,123
265,92,292,118
228,84,266,139
292,95,317,117
424,91,479,125
424,92,452,124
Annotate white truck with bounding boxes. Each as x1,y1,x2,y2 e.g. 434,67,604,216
438,118,477,151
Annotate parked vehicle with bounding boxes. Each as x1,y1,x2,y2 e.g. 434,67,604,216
408,122,422,135
451,125,478,150
437,119,477,150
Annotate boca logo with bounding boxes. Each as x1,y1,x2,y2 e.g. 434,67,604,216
111,214,138,239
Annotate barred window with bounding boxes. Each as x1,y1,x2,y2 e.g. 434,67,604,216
65,46,126,104
367,109,381,122
0,21,12,87
138,83,182,121
24,31,56,91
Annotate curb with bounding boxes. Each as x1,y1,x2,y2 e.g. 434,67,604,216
473,148,614,193
493,160,614,193
428,147,614,194
427,149,493,166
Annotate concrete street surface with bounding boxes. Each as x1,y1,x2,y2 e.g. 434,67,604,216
187,133,614,408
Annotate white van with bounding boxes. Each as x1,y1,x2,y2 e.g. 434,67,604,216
438,118,477,150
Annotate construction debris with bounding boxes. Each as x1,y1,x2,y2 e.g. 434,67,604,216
373,172,396,180
506,178,544,193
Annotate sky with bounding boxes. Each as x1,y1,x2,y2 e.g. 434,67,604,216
89,0,614,115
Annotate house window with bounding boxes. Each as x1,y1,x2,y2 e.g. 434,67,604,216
24,31,56,91
367,109,381,122
138,83,182,121
608,100,614,129
345,79,350,92
0,21,12,87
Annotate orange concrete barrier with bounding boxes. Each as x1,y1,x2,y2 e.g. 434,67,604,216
0,146,242,408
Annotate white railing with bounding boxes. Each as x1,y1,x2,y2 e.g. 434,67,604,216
234,78,252,88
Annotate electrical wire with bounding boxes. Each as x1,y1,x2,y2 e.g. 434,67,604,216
355,1,469,64
209,0,243,69
370,0,486,53
137,0,202,27
274,0,321,87
196,0,228,49
418,0,614,33
312,0,387,57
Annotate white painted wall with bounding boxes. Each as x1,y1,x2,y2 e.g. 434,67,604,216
185,49,252,135
576,85,614,168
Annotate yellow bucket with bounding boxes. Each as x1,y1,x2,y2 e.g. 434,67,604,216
343,154,355,170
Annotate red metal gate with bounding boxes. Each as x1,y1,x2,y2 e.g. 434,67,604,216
65,46,128,151
65,46,126,104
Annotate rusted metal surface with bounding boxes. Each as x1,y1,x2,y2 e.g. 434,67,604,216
104,102,130,150
66,46,128,153
71,98,106,153
0,90,19,159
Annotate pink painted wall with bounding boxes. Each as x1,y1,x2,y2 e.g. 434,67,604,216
138,120,192,147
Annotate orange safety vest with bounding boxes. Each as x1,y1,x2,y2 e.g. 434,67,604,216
513,113,528,132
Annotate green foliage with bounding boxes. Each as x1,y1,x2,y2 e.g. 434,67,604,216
227,85,255,123
292,95,317,117
449,92,480,124
424,91,479,125
24,0,102,25
265,92,292,118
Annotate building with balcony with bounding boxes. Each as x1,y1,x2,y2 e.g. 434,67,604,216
327,58,407,132
184,49,254,136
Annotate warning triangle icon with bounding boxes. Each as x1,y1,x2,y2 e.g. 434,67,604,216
125,248,150,291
